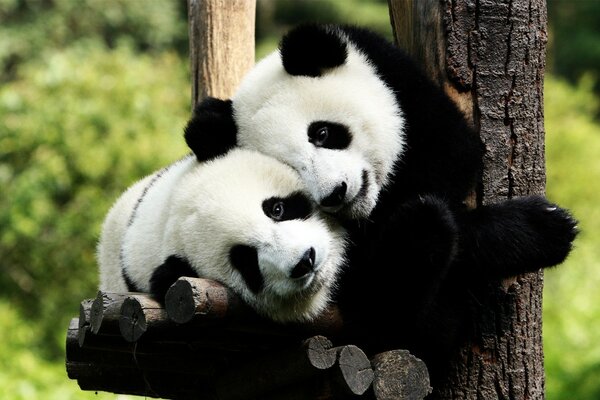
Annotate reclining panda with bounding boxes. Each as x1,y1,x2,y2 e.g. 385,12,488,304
184,24,578,379
97,149,346,322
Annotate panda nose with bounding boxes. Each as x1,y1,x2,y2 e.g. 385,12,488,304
320,182,347,208
290,248,316,279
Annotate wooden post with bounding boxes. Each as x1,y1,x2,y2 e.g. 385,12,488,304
388,1,547,398
188,0,256,107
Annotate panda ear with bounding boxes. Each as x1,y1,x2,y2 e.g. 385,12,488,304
280,24,347,77
184,97,237,162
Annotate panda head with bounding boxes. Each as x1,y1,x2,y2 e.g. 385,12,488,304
185,24,405,220
173,149,346,322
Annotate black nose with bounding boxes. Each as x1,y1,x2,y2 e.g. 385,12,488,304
290,247,316,279
320,182,347,208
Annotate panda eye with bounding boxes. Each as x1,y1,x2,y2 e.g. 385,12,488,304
314,127,329,146
308,121,351,149
262,193,312,222
271,201,285,220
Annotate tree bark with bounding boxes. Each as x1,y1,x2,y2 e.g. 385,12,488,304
188,0,256,107
388,1,547,399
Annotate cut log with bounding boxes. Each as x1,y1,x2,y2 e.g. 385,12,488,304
371,349,432,400
119,294,169,342
164,277,344,338
90,291,131,334
77,299,93,347
165,276,248,324
329,345,374,396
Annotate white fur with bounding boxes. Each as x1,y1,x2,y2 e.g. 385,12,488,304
98,150,346,322
232,33,404,218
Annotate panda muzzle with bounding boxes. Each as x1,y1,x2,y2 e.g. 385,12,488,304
320,182,347,209
290,247,316,279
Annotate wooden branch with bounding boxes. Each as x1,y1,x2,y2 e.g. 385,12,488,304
165,276,248,323
329,345,374,396
371,350,431,400
68,315,377,400
164,277,344,338
188,0,256,106
90,291,130,334
119,294,169,342
78,299,93,347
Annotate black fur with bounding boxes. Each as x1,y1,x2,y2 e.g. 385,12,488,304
280,23,348,77
456,196,579,279
122,268,142,293
184,97,237,162
149,255,199,302
230,245,263,293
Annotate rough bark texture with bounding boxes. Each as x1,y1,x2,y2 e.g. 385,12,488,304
188,0,256,107
388,1,547,399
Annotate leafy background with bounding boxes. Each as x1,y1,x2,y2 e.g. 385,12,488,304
0,0,598,399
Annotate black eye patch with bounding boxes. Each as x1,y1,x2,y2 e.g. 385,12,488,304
308,121,352,150
229,245,263,294
262,192,313,222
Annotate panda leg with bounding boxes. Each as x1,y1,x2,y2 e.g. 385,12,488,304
149,255,199,303
456,195,578,280
371,195,459,316
342,195,460,354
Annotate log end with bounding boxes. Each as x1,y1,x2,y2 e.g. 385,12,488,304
371,349,432,400
89,291,105,334
165,277,197,324
334,345,374,396
305,335,336,370
119,297,148,342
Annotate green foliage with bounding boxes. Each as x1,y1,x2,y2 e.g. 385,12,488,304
548,0,600,96
0,0,188,81
543,75,600,400
0,42,189,359
0,300,137,399
256,0,392,58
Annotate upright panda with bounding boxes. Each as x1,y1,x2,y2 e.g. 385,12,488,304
184,24,578,382
97,149,347,322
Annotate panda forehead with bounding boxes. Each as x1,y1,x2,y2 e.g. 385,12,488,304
237,46,383,106
233,44,400,142
186,149,307,203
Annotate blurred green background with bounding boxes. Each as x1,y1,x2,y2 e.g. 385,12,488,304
0,0,598,399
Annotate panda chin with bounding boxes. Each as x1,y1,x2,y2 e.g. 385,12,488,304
338,171,376,219
291,268,322,292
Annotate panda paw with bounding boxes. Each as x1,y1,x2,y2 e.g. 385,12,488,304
461,195,579,277
381,194,459,269
507,196,578,268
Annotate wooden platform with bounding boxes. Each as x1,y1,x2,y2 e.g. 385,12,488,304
66,277,431,399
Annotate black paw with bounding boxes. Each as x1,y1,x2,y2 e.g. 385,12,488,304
510,196,578,268
461,195,579,277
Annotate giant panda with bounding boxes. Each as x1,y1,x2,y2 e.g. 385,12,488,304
183,24,578,382
97,149,347,322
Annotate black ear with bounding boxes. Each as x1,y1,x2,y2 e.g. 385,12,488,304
280,24,347,77
184,97,237,162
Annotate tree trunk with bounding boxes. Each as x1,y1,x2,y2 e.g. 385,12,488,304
188,0,256,107
388,1,547,399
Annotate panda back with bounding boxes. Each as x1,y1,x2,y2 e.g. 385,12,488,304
121,155,197,291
